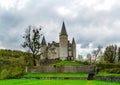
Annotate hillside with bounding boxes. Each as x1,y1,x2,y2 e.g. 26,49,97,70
51,61,81,66
0,49,29,79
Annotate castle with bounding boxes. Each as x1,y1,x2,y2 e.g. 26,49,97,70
40,22,76,61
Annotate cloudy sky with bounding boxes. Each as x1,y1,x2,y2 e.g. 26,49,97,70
0,0,120,57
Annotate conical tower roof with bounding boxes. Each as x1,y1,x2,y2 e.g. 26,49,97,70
60,21,67,35
72,37,76,44
41,36,46,45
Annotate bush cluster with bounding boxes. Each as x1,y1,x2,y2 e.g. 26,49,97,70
0,57,26,79
81,61,90,65
97,63,120,74
0,67,23,79
0,49,28,79
0,66,24,79
107,68,120,74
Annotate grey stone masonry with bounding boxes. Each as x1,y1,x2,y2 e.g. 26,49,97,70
96,76,120,82
27,65,95,73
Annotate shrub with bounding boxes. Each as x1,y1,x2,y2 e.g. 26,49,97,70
10,66,23,78
107,68,120,74
82,60,90,65
97,63,120,70
0,69,10,79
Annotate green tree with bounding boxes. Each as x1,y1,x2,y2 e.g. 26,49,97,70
118,47,120,62
103,45,117,63
22,26,42,66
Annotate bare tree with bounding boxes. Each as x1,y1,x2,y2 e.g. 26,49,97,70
77,55,84,62
87,53,92,64
92,46,102,64
22,25,42,66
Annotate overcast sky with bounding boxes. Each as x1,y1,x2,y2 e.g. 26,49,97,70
0,0,120,57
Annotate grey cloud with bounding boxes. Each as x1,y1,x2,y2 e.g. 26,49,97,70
70,6,120,48
0,0,120,53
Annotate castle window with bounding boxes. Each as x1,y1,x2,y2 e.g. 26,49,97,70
51,49,56,54
69,46,71,50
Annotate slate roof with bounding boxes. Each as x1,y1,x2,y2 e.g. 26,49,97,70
60,21,68,35
72,37,75,44
41,36,46,45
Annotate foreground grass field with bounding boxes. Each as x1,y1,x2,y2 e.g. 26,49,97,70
24,73,88,77
0,79,120,85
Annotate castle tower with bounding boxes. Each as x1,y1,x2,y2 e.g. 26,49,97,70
72,37,76,60
41,36,47,60
59,22,68,60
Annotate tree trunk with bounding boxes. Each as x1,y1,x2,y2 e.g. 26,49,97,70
36,59,40,66
33,55,36,66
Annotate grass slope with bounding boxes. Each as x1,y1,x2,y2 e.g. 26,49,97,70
0,79,120,85
51,61,80,66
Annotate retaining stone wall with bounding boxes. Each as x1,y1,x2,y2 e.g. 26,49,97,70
27,65,95,73
96,76,120,82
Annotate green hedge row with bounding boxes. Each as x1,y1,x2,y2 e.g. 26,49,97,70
97,63,120,69
97,63,120,74
108,68,120,74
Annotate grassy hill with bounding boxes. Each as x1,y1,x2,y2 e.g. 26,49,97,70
0,49,28,79
51,61,80,66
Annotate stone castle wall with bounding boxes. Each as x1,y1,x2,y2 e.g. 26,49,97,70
59,35,68,60
48,47,59,59
27,65,95,73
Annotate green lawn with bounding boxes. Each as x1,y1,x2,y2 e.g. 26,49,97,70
0,79,119,85
51,61,80,66
24,73,88,77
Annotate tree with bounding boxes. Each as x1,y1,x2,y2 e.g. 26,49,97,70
103,45,117,63
22,26,42,66
89,46,102,75
87,53,92,64
117,47,120,62
92,46,102,64
77,55,84,62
